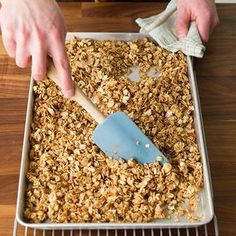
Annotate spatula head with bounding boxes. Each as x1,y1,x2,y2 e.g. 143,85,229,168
92,112,168,164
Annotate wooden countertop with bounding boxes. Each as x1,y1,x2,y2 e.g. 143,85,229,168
0,2,236,236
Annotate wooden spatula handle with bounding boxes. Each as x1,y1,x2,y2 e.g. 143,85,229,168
47,61,106,124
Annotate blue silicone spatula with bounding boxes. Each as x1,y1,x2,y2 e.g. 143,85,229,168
47,62,168,164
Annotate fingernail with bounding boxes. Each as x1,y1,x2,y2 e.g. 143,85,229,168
178,33,187,41
176,28,187,41
33,75,43,81
64,88,74,98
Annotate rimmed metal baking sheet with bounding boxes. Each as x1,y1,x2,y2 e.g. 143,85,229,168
16,32,214,229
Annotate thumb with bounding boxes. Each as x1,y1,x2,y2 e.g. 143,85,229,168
176,11,190,41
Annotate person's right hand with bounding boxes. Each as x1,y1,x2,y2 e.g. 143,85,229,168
0,0,74,97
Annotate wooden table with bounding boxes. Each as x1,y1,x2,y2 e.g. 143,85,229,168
0,2,236,236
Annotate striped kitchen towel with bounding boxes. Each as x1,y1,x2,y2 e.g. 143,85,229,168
136,0,205,58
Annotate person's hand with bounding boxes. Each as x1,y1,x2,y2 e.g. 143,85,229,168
0,0,74,97
176,0,219,42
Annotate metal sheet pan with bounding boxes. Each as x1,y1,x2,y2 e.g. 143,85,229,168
16,32,214,229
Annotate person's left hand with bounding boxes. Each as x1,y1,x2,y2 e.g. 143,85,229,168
176,0,219,42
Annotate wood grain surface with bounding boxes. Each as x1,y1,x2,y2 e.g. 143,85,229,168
0,2,236,236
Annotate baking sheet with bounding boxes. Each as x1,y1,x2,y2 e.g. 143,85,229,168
16,32,214,229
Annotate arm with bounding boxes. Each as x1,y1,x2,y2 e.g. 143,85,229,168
0,0,74,97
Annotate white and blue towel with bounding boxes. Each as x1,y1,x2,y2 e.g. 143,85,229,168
136,0,205,58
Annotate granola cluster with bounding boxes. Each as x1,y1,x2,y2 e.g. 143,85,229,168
24,37,203,223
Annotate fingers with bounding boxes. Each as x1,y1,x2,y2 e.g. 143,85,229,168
1,29,16,58
16,32,31,68
31,42,47,81
176,8,190,40
176,0,219,43
196,13,212,42
2,27,74,98
196,13,219,43
49,32,74,98
0,0,73,99
177,11,218,43
2,28,31,67
210,15,220,34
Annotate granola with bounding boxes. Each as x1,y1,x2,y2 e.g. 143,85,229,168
24,37,203,223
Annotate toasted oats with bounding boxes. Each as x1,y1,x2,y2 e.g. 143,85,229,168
162,163,172,174
24,37,203,223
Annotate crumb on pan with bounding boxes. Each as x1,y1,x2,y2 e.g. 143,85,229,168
24,37,203,223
